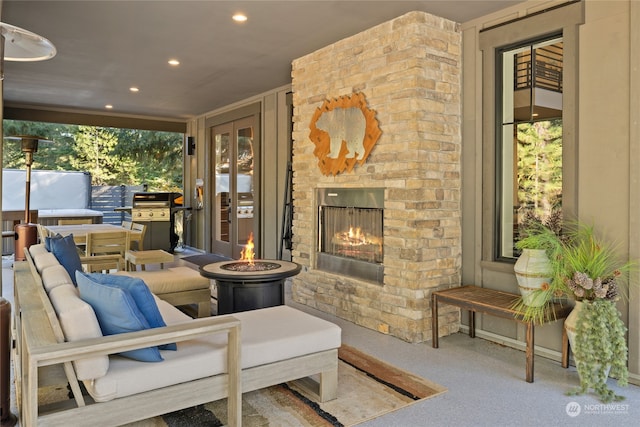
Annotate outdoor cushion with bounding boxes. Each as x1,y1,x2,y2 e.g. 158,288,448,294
84,304,341,402
28,243,49,257
48,284,109,380
113,266,210,294
49,234,82,285
77,272,164,362
79,273,176,351
41,264,73,293
32,252,61,273
44,233,63,251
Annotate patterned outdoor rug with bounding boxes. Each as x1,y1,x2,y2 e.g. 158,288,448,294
125,345,447,427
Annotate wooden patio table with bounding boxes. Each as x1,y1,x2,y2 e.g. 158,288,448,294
44,223,142,246
431,285,573,383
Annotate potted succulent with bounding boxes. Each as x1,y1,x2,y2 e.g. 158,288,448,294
513,218,635,402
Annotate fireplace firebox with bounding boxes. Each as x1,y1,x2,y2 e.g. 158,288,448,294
317,188,384,283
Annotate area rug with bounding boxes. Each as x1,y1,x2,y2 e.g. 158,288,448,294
124,345,447,427
181,253,232,267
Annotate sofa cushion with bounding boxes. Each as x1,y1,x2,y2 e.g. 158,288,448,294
32,252,60,273
48,234,82,285
232,306,342,369
48,284,109,380
29,243,49,257
77,272,164,362
79,273,176,351
113,266,210,294
84,305,342,403
41,264,74,293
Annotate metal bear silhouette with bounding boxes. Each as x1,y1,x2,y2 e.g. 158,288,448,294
315,107,366,160
309,93,382,176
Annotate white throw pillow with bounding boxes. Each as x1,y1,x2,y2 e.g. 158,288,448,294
48,284,109,380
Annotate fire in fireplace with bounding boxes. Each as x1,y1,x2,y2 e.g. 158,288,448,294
317,188,384,283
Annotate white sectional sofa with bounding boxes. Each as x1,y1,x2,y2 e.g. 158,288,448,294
13,244,341,426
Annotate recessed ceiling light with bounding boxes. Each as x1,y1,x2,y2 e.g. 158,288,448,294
105,104,113,109
129,87,139,93
168,59,180,66
232,13,247,22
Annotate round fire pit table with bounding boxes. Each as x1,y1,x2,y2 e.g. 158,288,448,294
199,260,301,314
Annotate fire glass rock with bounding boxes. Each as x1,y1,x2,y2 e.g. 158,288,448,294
220,261,281,272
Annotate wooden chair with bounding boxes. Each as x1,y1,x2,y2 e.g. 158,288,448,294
36,224,50,243
130,222,147,251
80,231,130,273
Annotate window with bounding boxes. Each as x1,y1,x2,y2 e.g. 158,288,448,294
478,1,583,263
498,36,564,258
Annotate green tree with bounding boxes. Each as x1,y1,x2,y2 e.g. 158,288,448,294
71,126,127,185
3,120,183,191
112,128,183,190
516,119,562,219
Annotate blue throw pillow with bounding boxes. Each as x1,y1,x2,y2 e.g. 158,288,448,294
49,234,83,285
76,272,164,362
80,273,176,351
44,233,64,252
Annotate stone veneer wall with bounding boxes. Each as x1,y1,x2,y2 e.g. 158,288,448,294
290,11,462,342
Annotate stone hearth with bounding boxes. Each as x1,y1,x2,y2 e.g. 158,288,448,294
290,11,462,343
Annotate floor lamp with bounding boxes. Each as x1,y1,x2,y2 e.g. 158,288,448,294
0,22,56,427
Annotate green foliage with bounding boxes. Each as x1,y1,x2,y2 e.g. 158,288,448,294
512,211,567,324
516,120,562,220
514,219,635,402
567,300,629,403
2,120,182,191
562,224,632,297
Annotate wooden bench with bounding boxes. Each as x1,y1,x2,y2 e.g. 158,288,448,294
431,285,572,383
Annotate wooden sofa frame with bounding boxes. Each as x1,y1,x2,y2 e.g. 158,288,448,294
13,251,338,426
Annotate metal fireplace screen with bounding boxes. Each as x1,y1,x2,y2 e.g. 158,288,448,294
317,187,384,284
319,206,383,263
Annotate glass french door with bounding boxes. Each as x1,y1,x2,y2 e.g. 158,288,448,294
211,116,256,258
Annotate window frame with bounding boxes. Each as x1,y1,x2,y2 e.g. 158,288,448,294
479,1,584,264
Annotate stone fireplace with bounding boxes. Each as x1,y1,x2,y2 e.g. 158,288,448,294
290,11,462,343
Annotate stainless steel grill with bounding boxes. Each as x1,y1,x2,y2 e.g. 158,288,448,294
131,192,181,251
132,195,172,222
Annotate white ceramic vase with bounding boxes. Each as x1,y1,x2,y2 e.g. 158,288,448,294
564,301,611,380
564,300,582,349
514,248,552,307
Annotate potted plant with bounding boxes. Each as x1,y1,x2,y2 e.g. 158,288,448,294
511,210,566,323
561,223,635,403
513,219,635,402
